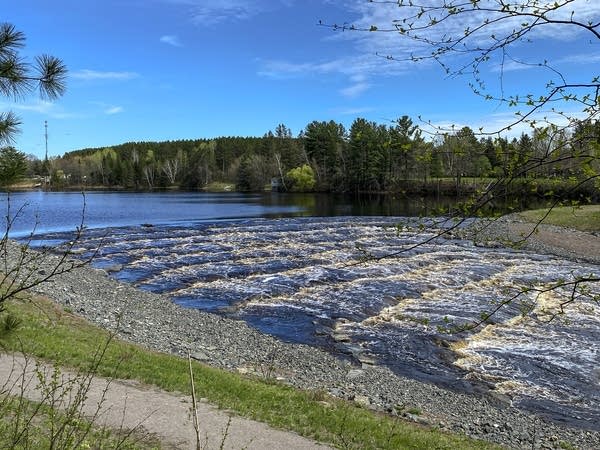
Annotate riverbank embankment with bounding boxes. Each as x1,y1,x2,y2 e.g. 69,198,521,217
461,213,600,265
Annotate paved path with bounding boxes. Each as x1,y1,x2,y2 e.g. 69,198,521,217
0,353,331,449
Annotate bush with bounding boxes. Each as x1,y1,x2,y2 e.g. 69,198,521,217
285,165,316,192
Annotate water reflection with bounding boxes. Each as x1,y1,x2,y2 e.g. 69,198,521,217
2,190,553,237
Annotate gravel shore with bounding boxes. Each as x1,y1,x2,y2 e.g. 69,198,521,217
7,220,600,450
458,213,600,265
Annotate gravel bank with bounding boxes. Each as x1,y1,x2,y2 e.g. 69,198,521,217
6,234,600,450
458,213,600,265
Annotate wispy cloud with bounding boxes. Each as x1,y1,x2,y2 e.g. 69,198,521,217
338,73,372,98
90,101,125,115
1,100,81,119
490,53,600,74
257,52,399,101
257,59,347,79
490,59,545,73
258,52,408,80
556,52,600,66
164,0,295,26
160,35,182,47
259,0,600,101
71,69,140,81
332,106,375,116
425,105,590,140
105,106,124,115
340,82,371,98
322,0,600,75
490,51,600,74
5,100,54,114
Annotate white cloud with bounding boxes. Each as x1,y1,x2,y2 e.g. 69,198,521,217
71,70,140,81
425,105,591,140
490,59,546,73
5,100,54,114
164,0,295,26
259,0,600,101
258,52,408,80
90,101,125,115
105,106,124,115
160,35,182,47
332,106,375,116
257,52,401,101
1,100,81,119
490,49,600,74
556,52,600,66
324,0,600,74
257,59,347,79
340,82,371,98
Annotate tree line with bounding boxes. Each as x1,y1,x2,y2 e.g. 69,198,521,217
21,117,600,198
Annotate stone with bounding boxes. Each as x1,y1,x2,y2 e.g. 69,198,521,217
353,395,371,407
346,369,364,380
104,264,123,273
190,350,211,362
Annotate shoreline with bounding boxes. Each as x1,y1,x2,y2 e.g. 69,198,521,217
7,228,598,450
461,213,600,265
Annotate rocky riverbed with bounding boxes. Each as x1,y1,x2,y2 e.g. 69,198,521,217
5,217,600,450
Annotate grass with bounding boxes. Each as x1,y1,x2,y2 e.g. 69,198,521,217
202,181,235,192
0,296,500,450
517,205,600,232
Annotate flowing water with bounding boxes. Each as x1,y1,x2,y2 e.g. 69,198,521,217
4,191,598,429
30,217,600,429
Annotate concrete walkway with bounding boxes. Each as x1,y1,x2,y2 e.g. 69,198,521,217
0,353,331,449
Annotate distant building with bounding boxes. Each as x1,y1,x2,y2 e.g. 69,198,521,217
270,177,283,191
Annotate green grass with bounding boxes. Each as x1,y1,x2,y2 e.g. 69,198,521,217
202,181,235,192
518,205,600,232
0,296,500,450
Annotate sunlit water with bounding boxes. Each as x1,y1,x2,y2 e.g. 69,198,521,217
0,191,302,236
28,216,600,429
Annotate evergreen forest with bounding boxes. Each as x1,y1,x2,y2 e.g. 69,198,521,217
26,117,600,200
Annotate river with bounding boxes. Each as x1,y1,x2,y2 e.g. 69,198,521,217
2,190,599,429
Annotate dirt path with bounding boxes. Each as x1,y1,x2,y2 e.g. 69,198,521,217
0,353,331,449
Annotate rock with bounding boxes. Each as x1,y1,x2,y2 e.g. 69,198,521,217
357,354,377,366
68,247,87,255
104,264,123,273
329,388,343,398
332,332,352,342
353,395,371,407
346,369,364,380
190,350,211,362
404,413,431,426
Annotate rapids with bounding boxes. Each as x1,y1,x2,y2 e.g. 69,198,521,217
32,216,600,429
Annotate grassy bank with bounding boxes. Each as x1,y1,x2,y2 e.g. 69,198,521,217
518,205,600,232
1,296,498,450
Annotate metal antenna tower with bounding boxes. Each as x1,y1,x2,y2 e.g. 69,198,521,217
44,120,48,161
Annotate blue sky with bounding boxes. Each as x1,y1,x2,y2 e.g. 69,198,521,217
3,0,599,157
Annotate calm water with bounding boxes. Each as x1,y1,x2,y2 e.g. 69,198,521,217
1,190,549,237
3,191,598,429
2,191,299,236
